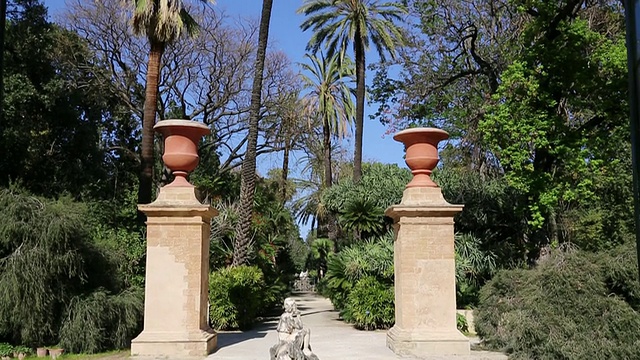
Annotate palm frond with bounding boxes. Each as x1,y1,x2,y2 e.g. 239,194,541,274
298,0,408,60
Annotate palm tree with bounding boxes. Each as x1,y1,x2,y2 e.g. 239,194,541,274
267,90,305,204
232,0,274,267
300,53,354,241
129,0,207,206
298,0,407,182
291,140,328,235
300,53,354,194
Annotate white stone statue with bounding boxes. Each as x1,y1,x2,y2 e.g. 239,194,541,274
269,298,318,360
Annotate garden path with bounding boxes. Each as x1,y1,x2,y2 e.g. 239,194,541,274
207,292,507,360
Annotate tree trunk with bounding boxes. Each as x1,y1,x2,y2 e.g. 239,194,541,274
0,0,6,126
281,139,290,204
353,30,366,183
232,0,273,267
549,209,558,247
322,118,333,190
323,117,338,242
138,41,165,208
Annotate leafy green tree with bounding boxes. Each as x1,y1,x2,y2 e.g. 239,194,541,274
298,0,407,181
233,0,274,266
371,0,631,259
370,0,519,172
0,0,117,198
479,1,628,253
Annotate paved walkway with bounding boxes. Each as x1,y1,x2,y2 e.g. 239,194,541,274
207,293,506,360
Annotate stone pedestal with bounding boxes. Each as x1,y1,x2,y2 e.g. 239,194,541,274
386,187,469,357
131,186,217,359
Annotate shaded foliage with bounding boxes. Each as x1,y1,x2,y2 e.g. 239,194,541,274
454,233,497,308
475,243,640,359
343,276,394,330
0,188,142,351
208,265,269,330
0,0,126,199
434,167,527,267
319,233,394,329
372,0,632,263
59,289,143,353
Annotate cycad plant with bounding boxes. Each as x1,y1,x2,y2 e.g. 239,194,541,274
310,238,334,279
321,231,393,310
455,233,497,307
339,198,386,241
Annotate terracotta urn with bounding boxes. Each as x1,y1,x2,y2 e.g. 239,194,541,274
154,120,210,187
393,127,449,188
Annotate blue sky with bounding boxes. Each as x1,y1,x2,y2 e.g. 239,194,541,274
41,0,407,171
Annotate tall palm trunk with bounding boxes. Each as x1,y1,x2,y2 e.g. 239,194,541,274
322,118,333,190
138,41,165,208
323,117,338,243
353,30,366,182
232,0,274,267
281,139,290,204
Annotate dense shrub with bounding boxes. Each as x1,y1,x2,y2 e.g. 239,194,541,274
456,313,469,333
320,233,395,329
208,265,268,330
322,163,410,244
318,254,351,310
475,244,640,359
343,277,394,330
0,343,12,357
0,188,142,350
323,163,411,212
601,244,640,308
320,233,394,311
59,289,143,353
434,167,527,267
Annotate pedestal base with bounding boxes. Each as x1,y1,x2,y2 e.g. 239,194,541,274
386,326,470,357
131,330,217,359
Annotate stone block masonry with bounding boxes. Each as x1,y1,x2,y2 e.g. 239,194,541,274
131,186,217,359
386,187,470,357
